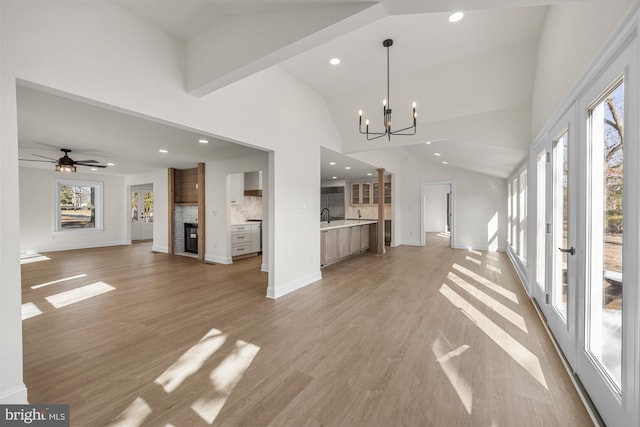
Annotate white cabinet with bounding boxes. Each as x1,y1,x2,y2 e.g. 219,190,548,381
251,225,261,253
231,223,261,257
229,173,244,205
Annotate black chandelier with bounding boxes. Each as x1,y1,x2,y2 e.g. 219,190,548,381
358,39,417,141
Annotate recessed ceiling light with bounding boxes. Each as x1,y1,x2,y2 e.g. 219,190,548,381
329,58,341,65
367,173,373,176
425,141,431,145
107,162,115,166
332,176,337,179
198,139,209,144
329,162,336,165
442,161,448,165
159,149,168,153
449,11,464,23
434,152,441,156
345,166,351,170
90,167,98,171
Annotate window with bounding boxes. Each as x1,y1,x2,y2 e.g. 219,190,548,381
55,180,103,232
519,169,527,258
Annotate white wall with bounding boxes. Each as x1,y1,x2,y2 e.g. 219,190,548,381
19,167,127,253
531,0,636,138
424,184,449,233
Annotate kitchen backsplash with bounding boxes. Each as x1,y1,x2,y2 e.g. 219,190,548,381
230,196,263,223
346,205,392,219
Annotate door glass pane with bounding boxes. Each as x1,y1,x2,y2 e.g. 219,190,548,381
131,191,139,222
144,191,154,223
552,130,569,322
536,152,546,293
587,80,623,390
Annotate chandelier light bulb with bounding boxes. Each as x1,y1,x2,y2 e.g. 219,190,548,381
359,109,363,116
365,119,370,125
412,102,417,108
383,99,387,106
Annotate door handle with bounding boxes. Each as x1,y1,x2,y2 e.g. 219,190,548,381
558,247,575,256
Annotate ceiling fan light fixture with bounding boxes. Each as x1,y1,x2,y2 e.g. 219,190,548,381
56,164,76,173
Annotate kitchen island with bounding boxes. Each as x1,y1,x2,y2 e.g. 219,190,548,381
320,220,377,267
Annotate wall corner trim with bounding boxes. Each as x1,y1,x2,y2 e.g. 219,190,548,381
266,271,322,299
0,384,28,405
204,254,232,264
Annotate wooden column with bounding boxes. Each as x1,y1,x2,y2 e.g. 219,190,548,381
168,168,175,254
377,168,385,254
197,163,205,261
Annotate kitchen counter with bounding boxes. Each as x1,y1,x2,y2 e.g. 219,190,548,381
320,219,377,231
320,220,377,267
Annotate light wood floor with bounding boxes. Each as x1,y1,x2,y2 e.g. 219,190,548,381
20,234,592,426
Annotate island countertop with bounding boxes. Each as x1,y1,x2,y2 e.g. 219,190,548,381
320,219,377,231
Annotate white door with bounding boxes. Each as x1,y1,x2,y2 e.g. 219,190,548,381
574,39,638,427
535,105,579,367
531,38,639,427
131,185,153,241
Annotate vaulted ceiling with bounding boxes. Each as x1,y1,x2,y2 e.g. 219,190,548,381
17,0,595,178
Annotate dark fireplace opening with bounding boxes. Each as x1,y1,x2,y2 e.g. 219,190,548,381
184,223,198,254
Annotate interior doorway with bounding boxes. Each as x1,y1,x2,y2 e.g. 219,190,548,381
421,181,454,247
130,184,153,241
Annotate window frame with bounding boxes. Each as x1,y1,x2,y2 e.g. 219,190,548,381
53,179,104,233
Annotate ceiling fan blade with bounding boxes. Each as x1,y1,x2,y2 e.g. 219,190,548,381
77,163,107,168
31,154,57,161
19,159,56,163
73,159,98,163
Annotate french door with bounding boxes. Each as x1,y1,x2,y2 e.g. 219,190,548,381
533,38,638,427
533,106,578,367
131,186,154,241
574,39,638,427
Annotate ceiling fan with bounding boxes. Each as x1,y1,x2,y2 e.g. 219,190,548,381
19,148,107,172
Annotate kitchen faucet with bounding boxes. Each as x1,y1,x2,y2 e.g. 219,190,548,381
357,209,362,219
321,207,330,223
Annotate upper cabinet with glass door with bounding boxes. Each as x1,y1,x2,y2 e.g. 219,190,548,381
351,182,371,205
373,182,392,204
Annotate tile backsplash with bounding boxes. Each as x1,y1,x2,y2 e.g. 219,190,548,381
230,196,263,224
174,205,198,253
346,205,392,220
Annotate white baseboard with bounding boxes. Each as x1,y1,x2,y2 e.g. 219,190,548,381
31,241,130,253
0,384,28,404
266,271,322,299
399,240,422,246
204,254,232,264
506,246,530,296
261,263,268,272
390,241,400,247
453,244,506,252
151,245,168,253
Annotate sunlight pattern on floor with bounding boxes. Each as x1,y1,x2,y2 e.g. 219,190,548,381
447,272,528,333
452,264,518,303
191,340,260,424
32,274,88,289
21,302,43,320
108,397,152,427
155,329,227,393
440,284,548,388
45,281,115,308
433,335,472,414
